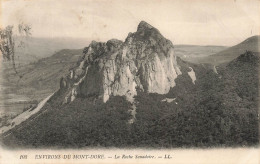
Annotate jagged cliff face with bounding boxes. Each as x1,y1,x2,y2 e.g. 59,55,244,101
60,21,182,103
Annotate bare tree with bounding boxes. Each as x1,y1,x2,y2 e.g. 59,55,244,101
0,26,14,61
0,23,32,79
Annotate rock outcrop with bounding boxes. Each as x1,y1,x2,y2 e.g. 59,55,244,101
60,21,182,103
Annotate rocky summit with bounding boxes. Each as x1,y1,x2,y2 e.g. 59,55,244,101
60,21,181,103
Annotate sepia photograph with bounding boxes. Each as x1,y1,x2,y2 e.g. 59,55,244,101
0,0,259,163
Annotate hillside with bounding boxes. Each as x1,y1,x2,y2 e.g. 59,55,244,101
203,35,260,65
0,49,82,122
3,49,82,100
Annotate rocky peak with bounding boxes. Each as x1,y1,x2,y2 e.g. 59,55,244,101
125,22,174,61
128,21,164,42
137,21,154,31
59,21,182,104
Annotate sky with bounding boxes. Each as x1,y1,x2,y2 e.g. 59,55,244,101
1,0,260,46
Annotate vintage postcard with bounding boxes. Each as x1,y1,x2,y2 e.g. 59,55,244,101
0,0,259,163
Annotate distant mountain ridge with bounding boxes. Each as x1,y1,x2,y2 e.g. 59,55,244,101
174,45,227,63
11,37,90,64
205,35,260,65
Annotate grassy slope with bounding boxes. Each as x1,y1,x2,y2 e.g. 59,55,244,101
202,35,260,65
3,49,82,101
